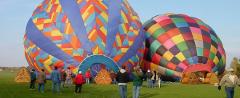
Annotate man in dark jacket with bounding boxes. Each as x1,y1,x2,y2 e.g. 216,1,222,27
116,67,129,98
132,66,143,98
30,69,37,89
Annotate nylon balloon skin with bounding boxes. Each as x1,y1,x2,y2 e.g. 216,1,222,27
143,14,226,78
24,0,145,75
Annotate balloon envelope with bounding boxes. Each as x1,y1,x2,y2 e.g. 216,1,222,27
143,14,226,78
24,0,145,75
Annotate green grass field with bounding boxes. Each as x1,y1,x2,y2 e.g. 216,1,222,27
0,70,240,98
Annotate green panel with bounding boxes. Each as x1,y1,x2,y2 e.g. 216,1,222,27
146,32,151,38
210,34,217,43
152,28,166,39
196,19,205,25
183,50,191,58
209,52,215,60
177,42,188,51
165,69,174,76
197,48,203,56
150,40,161,56
160,58,168,67
172,18,186,23
218,59,224,66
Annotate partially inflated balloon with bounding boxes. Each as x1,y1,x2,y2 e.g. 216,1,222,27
24,0,144,75
143,14,226,77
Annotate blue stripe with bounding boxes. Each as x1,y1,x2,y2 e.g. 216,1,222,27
78,55,119,74
26,19,80,66
60,0,94,54
105,0,122,56
117,28,145,65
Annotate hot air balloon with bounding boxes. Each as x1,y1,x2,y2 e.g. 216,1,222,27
143,14,226,79
24,0,145,77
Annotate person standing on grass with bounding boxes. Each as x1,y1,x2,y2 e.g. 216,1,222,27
157,72,162,88
85,70,91,84
146,69,153,88
65,67,72,87
110,70,117,84
151,70,159,88
37,69,46,93
218,68,240,98
30,69,37,89
75,71,85,93
51,66,61,93
132,66,143,98
116,66,129,98
60,69,67,88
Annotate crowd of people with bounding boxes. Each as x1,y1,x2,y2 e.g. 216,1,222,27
29,66,89,94
28,66,240,98
29,66,162,98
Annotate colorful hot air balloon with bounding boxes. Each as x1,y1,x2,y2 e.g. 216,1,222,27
24,0,145,76
143,14,226,78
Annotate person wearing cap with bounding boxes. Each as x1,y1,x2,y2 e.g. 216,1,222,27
219,68,240,98
75,71,85,93
146,69,153,88
116,66,129,98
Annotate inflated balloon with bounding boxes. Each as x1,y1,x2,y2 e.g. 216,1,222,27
143,14,226,78
24,0,145,75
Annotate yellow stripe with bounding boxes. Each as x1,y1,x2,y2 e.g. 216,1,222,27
101,12,108,22
133,29,139,35
43,56,53,73
116,35,122,46
213,56,219,65
122,24,127,34
147,24,161,35
82,5,93,21
51,29,63,36
172,34,184,44
56,4,62,12
176,52,185,62
100,27,107,36
163,51,174,61
93,46,98,54
36,24,44,30
121,48,128,53
73,68,78,74
44,19,51,23
121,11,128,23
129,41,133,46
65,23,71,34
88,29,96,39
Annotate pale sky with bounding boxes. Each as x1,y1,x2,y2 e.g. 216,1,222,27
0,0,239,67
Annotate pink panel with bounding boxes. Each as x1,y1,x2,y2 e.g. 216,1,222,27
163,39,175,49
178,63,188,70
190,27,201,33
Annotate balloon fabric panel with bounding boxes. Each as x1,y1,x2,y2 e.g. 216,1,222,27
24,0,144,75
143,14,226,78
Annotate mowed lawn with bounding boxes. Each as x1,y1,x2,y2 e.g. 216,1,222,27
1,70,240,98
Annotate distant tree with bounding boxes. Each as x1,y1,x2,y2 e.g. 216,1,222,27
230,57,240,77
